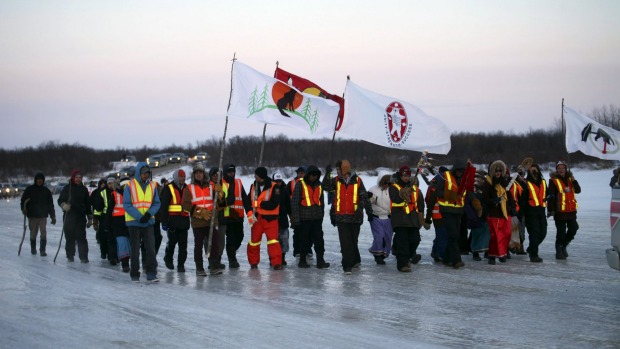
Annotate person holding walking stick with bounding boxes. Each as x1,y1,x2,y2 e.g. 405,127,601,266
57,170,92,263
20,172,56,256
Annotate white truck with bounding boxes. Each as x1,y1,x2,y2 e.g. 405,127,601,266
606,188,620,270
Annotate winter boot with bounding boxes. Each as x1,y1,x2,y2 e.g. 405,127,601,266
499,257,507,263
281,253,287,266
121,258,130,272
374,255,386,265
472,252,481,261
555,243,566,260
316,254,330,269
40,239,47,257
298,255,310,268
529,254,543,263
209,265,223,275
488,257,496,265
228,257,240,269
410,254,422,265
30,239,37,255
177,264,185,273
196,261,207,276
164,256,174,270
562,244,569,258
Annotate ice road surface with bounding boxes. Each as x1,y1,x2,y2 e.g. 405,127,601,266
1,169,619,348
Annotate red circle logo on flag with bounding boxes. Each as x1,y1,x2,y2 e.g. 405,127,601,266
386,102,408,143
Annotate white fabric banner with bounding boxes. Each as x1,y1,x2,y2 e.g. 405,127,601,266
565,106,620,160
228,61,340,136
340,80,451,154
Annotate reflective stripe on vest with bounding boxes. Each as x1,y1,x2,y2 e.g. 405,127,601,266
510,181,523,213
100,190,109,214
288,178,300,199
167,184,189,216
300,179,322,207
188,183,214,210
437,172,465,208
553,178,577,212
527,180,547,208
390,183,418,214
223,178,245,218
432,203,442,220
112,191,125,217
125,179,156,222
250,184,279,215
335,177,359,214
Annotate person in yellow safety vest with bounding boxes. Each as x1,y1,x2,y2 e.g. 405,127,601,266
288,166,310,258
181,163,226,276
222,164,252,269
516,163,547,263
547,160,581,260
424,167,449,262
434,159,470,269
388,166,425,273
161,169,190,272
123,163,161,282
508,165,527,255
322,160,373,275
115,177,131,272
290,165,330,269
91,177,119,265
245,167,283,270
90,178,106,245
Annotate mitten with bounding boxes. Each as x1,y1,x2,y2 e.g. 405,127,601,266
162,225,169,231
51,217,57,225
61,202,71,212
399,187,413,203
367,192,374,199
93,218,100,231
367,214,374,222
139,212,151,223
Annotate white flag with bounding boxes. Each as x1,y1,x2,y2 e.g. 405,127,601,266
228,61,340,136
565,106,620,160
340,80,451,154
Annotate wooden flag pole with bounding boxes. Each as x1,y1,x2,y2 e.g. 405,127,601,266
257,61,281,167
206,52,236,259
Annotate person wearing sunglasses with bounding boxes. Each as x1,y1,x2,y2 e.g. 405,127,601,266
367,172,394,265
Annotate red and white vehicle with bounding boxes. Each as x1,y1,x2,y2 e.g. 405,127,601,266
607,188,620,270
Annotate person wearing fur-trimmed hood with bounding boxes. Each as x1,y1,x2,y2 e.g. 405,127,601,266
547,160,581,260
481,160,515,264
367,172,394,265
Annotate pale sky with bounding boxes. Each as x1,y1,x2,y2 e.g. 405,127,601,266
1,0,619,149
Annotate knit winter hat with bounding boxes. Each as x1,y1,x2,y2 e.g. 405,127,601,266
255,167,268,180
178,169,186,177
34,172,45,182
556,160,568,170
106,177,116,184
296,166,306,173
193,163,205,173
399,165,412,176
140,166,151,174
225,164,236,172
209,167,219,178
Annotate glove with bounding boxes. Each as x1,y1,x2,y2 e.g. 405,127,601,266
367,192,373,199
139,212,152,223
247,213,257,226
162,225,169,231
51,217,57,225
93,218,100,232
367,214,374,222
61,202,71,212
493,197,503,205
547,210,554,218
213,183,222,192
423,223,431,230
86,216,93,228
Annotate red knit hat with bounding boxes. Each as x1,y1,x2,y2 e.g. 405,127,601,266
178,169,186,177
399,166,412,176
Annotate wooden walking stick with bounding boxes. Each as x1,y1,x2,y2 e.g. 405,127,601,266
18,198,29,256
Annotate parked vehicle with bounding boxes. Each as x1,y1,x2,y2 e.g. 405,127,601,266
0,183,19,199
169,153,188,164
148,155,164,168
115,165,135,179
121,155,137,162
192,152,208,162
607,188,620,271
160,153,172,166
146,154,161,167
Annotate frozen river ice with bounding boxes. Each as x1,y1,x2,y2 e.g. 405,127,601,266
1,169,619,348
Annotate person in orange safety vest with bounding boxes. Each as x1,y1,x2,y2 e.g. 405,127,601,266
547,160,581,260
245,167,283,270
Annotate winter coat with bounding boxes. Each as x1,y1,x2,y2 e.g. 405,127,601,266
274,181,291,228
481,160,516,219
291,165,325,225
92,187,114,229
57,171,92,226
21,173,55,219
434,170,466,215
122,162,161,228
368,173,392,219
222,174,251,224
518,165,547,217
159,181,191,231
246,178,281,222
547,171,581,221
322,171,372,225
388,176,424,229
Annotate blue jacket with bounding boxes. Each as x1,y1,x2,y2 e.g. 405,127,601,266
123,162,161,227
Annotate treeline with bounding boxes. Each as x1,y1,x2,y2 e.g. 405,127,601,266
1,105,617,179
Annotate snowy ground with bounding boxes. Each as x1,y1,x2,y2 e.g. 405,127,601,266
1,169,619,348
